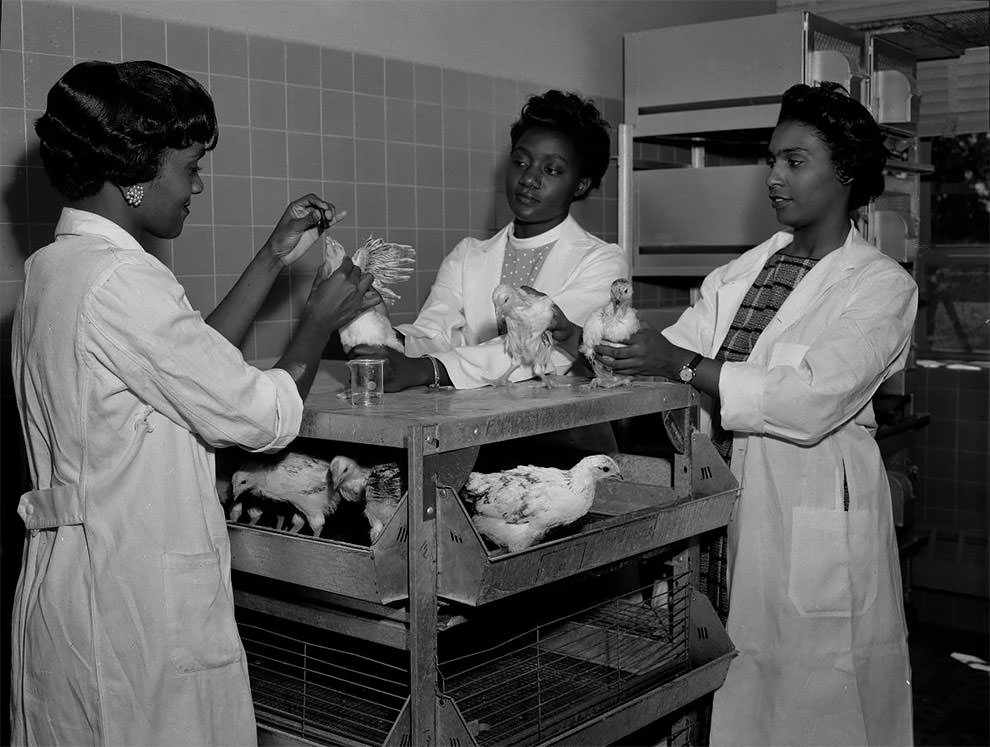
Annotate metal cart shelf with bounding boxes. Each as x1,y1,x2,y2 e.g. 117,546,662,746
227,361,739,746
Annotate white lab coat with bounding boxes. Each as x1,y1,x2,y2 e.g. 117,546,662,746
663,227,916,746
397,215,629,388
10,209,304,746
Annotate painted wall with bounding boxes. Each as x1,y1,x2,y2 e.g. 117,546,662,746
49,0,777,100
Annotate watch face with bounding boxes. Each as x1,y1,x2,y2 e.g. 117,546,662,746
679,366,693,383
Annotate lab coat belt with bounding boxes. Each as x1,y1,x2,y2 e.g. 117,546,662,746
17,483,84,529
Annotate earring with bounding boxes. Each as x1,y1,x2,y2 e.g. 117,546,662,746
123,185,144,207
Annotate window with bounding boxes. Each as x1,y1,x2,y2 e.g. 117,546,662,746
916,132,990,360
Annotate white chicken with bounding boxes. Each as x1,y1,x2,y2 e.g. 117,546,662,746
462,454,622,553
580,278,641,388
329,456,405,543
322,233,416,354
231,452,339,536
488,283,556,387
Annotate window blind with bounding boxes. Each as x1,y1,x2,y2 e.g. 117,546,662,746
918,46,989,137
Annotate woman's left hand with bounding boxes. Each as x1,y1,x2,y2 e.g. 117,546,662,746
596,327,679,379
266,193,337,267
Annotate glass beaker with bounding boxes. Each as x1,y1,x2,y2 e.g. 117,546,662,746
347,358,385,406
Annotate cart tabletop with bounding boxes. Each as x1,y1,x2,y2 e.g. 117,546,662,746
272,359,694,450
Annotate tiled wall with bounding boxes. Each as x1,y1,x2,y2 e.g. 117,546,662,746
915,366,990,530
910,364,989,633
0,0,656,363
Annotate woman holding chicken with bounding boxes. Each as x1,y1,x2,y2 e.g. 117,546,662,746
597,82,916,746
354,89,628,392
10,60,374,746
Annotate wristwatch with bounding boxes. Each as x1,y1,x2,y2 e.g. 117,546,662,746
678,353,705,384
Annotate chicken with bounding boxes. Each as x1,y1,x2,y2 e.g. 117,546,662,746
322,233,416,354
580,278,640,388
487,283,556,387
329,456,406,543
231,451,339,536
462,454,622,552
228,496,266,527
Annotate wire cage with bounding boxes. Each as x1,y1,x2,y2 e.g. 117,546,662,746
238,610,409,746
238,571,693,746
697,528,730,626
238,570,692,747
439,570,692,746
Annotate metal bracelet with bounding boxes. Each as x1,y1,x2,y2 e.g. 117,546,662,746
427,355,441,389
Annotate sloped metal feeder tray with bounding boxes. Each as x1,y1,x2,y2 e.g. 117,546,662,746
229,430,737,608
228,498,411,606
438,431,738,606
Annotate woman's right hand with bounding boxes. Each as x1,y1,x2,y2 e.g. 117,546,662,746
305,256,377,330
266,193,337,267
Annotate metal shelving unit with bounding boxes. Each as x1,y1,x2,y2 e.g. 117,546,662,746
223,361,739,746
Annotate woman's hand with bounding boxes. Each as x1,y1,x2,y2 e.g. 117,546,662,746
265,193,338,267
348,345,436,392
305,256,377,331
519,285,582,358
596,327,680,379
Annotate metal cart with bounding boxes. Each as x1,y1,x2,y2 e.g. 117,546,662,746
223,361,739,746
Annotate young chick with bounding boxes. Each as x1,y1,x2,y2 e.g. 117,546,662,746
322,233,416,354
580,278,640,388
231,452,338,536
329,456,405,543
488,283,556,387
462,454,622,553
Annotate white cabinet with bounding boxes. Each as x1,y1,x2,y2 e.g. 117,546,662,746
620,10,929,277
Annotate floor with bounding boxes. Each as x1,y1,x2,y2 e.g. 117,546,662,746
911,622,989,747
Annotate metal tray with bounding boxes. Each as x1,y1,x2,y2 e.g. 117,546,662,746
228,431,737,607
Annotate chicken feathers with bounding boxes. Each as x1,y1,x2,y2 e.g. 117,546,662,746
322,233,416,354
488,283,556,387
580,278,640,388
462,454,622,552
330,456,406,543
231,452,337,536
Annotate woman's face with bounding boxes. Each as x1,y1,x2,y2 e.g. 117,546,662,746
766,120,850,232
141,143,206,239
504,126,590,238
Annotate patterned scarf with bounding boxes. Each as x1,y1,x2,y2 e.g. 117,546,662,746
712,251,820,464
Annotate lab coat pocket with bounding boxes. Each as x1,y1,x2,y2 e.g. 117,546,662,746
162,551,241,673
788,507,879,617
768,342,809,369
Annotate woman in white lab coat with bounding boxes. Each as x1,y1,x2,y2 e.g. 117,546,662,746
10,60,374,746
596,82,917,746
354,90,628,393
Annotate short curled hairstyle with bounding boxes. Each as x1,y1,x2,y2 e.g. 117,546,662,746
35,60,218,201
777,81,887,210
509,89,611,200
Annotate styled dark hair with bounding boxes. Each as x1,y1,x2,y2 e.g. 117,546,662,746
777,81,887,210
35,60,218,201
509,89,611,200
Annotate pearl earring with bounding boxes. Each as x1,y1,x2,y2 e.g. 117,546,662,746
123,185,144,207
